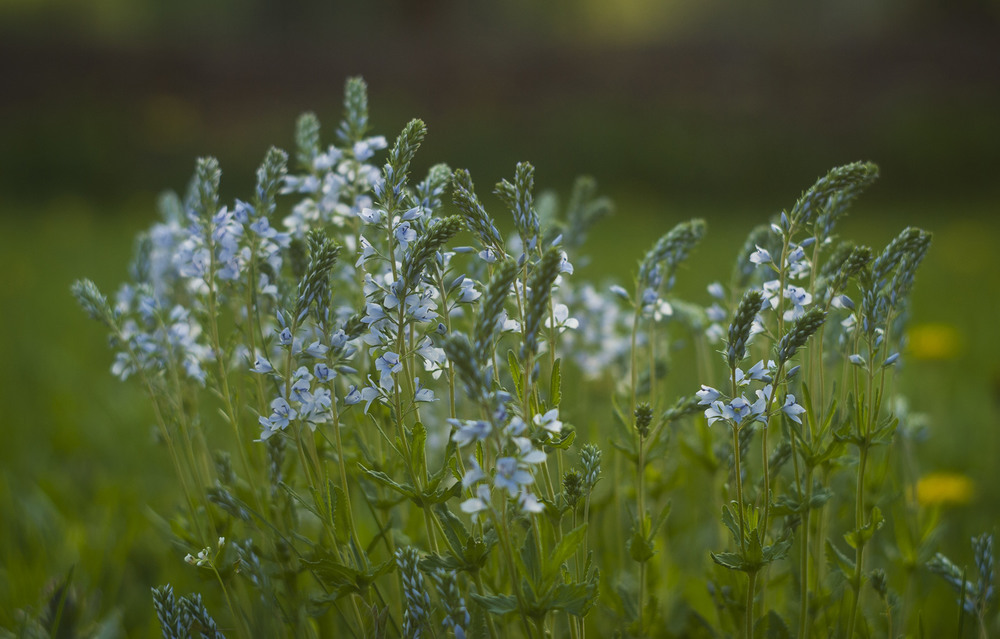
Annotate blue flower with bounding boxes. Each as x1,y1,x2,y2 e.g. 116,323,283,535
450,419,491,447
251,356,273,374
394,221,417,250
461,457,486,488
375,352,402,391
262,397,296,432
359,207,384,225
696,385,721,406
704,400,729,425
517,490,544,513
782,394,806,423
746,359,775,382
413,378,436,403
460,484,491,515
750,246,772,265
494,457,533,497
314,362,332,382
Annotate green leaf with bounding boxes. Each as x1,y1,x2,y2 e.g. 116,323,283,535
754,610,792,639
308,478,338,537
547,578,599,617
543,524,587,585
357,465,417,500
432,503,468,556
650,502,672,539
508,349,524,400
411,422,427,481
519,529,542,584
721,503,741,545
629,528,655,563
825,540,856,577
550,357,562,407
548,429,576,450
470,593,519,616
279,482,322,521
845,505,885,549
711,551,749,572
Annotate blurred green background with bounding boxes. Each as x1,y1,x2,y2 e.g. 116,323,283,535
2,0,999,634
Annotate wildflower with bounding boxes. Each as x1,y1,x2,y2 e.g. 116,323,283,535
450,419,491,447
359,207,383,225
494,457,534,496
751,384,773,420
460,484,491,514
455,276,480,303
313,362,332,382
251,356,273,374
707,281,725,299
512,437,546,464
746,359,774,382
413,377,435,402
546,303,580,331
533,408,563,435
750,245,772,265
915,472,975,506
394,221,417,250
375,351,402,391
696,385,721,406
782,394,806,423
461,457,486,488
518,490,545,513
259,397,296,437
784,285,813,320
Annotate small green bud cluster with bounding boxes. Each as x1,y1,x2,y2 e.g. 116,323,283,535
294,230,341,321
495,161,539,250
401,216,464,290
151,585,224,639
191,157,221,220
381,119,427,209
396,547,432,638
638,219,706,295
474,260,519,358
337,76,369,144
294,112,321,169
790,161,878,227
726,289,764,369
871,227,930,285
563,470,584,507
254,146,288,218
452,169,504,257
71,279,117,329
831,245,873,293
523,247,563,356
580,444,602,490
634,403,653,439
776,307,827,363
429,568,469,637
444,333,486,401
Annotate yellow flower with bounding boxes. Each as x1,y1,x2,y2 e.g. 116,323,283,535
907,323,961,361
914,472,975,506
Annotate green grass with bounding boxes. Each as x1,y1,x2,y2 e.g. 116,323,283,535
2,194,997,635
